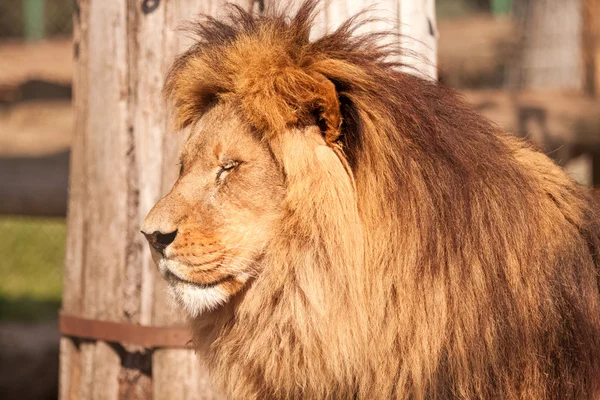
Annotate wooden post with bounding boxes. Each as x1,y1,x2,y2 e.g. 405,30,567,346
309,0,437,81
398,0,437,80
60,1,250,399
60,0,435,398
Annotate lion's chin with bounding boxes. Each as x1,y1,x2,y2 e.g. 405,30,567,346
167,280,231,317
155,257,239,317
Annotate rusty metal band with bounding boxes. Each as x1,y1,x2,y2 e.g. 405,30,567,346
59,312,193,348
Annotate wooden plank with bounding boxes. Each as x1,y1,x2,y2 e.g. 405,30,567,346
82,0,129,321
59,337,79,400
62,0,88,322
82,0,129,398
59,0,89,397
91,342,121,400
61,0,129,398
307,0,399,41
305,0,437,80
154,349,222,400
121,0,167,394
126,0,168,332
399,0,437,80
76,342,96,400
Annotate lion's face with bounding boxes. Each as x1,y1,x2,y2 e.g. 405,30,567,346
142,103,285,316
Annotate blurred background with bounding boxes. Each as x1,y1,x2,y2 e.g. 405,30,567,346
1,0,71,398
0,0,598,398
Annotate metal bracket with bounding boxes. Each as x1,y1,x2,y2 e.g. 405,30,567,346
59,312,193,348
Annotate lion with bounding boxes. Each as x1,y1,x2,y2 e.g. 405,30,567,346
141,1,600,398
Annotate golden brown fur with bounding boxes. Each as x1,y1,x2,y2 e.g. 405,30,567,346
143,1,600,398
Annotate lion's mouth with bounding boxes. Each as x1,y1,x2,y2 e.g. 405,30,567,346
164,269,235,289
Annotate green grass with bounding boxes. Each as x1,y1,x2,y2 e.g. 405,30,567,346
0,216,65,321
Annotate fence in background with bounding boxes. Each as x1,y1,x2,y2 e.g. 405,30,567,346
0,0,73,39
0,0,71,324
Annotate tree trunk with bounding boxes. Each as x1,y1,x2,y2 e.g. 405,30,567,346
508,0,583,90
59,1,436,399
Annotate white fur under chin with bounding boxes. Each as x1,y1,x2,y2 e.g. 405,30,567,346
153,256,231,316
168,282,229,317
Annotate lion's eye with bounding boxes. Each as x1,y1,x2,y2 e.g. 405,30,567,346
216,160,239,181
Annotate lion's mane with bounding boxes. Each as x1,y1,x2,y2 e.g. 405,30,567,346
165,1,600,398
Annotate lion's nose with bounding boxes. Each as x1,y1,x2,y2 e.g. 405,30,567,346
142,229,178,255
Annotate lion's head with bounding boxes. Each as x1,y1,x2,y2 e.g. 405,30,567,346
142,1,600,398
142,102,286,315
141,1,364,318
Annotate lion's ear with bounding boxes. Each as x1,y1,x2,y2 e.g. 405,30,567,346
308,71,342,146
